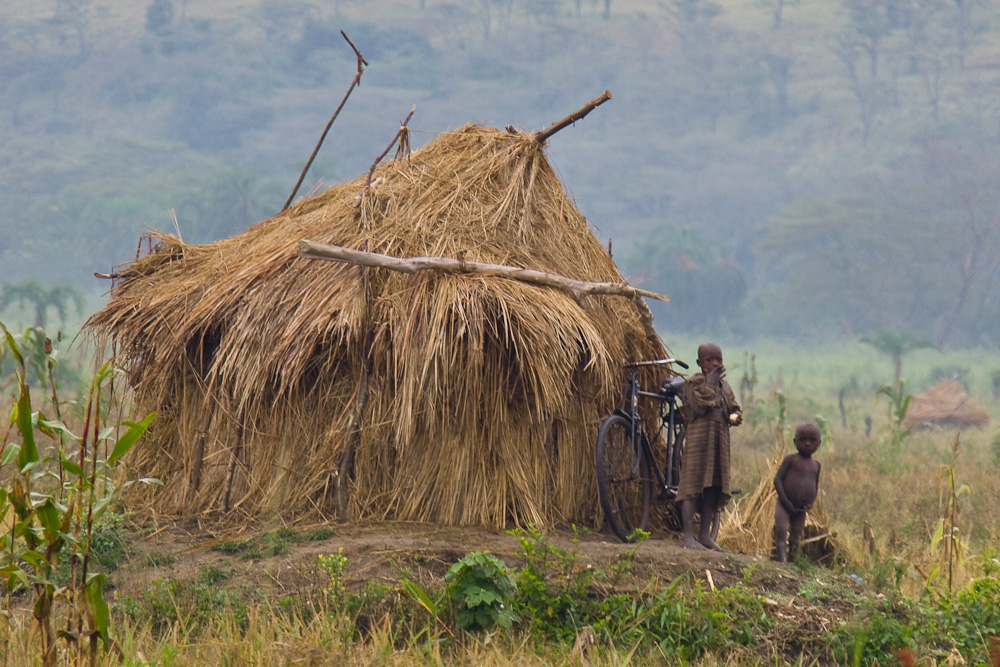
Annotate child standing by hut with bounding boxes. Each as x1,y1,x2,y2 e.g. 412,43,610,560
773,422,822,562
677,342,742,551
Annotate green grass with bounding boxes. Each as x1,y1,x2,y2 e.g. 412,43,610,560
663,332,1000,406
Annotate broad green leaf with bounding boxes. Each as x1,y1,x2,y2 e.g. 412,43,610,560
60,457,84,477
91,361,114,392
35,499,61,543
1,443,21,466
16,383,37,470
39,419,80,443
20,549,43,568
91,495,119,524
107,412,156,465
9,568,29,590
400,575,438,616
0,323,23,367
86,572,110,647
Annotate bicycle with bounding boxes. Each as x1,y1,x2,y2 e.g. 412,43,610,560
595,358,688,543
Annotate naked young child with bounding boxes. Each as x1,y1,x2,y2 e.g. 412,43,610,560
773,422,823,563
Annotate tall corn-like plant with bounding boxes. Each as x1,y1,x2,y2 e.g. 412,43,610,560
875,380,913,472
927,435,971,594
0,322,156,666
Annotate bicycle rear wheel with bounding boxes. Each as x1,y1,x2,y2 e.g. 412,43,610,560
596,414,653,542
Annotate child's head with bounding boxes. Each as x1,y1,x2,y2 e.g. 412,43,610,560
793,422,822,457
696,342,724,374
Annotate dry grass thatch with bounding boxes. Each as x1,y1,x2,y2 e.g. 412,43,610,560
86,124,666,528
903,378,990,430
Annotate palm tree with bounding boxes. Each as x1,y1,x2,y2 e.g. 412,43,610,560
0,279,85,329
860,330,936,384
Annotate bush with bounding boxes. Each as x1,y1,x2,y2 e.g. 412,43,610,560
444,551,518,632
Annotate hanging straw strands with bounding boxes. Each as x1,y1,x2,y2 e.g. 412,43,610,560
87,124,666,528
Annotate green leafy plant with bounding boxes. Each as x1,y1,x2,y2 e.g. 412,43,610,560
443,551,518,632
317,549,350,603
0,321,156,666
875,380,914,470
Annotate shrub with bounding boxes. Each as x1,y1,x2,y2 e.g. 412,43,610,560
443,551,518,632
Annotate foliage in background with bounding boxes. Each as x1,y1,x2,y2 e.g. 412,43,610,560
3,1,1000,346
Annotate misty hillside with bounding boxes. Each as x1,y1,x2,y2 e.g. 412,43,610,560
2,0,1000,346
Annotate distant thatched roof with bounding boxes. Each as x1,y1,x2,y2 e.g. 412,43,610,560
903,378,990,429
87,124,667,528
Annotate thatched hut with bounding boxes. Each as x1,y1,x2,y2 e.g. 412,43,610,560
87,124,666,529
903,378,990,430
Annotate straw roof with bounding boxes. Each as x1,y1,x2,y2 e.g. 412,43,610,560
903,378,990,430
87,124,666,528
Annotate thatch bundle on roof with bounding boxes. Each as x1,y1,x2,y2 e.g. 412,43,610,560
87,124,666,528
903,378,990,430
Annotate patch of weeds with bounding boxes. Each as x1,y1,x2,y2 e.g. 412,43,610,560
201,565,235,586
865,556,908,595
316,550,413,640
306,527,336,541
921,575,1000,661
115,574,257,637
712,582,773,645
90,511,133,571
828,598,915,666
261,531,291,557
211,529,307,561
509,527,600,642
211,539,251,554
798,578,835,604
144,552,177,567
242,544,264,562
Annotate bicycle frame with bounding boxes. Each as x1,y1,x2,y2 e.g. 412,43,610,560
615,359,686,499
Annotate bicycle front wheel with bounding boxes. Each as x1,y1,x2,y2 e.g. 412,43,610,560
596,414,652,542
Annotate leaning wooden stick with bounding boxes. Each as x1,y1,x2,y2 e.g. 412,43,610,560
534,90,612,143
282,31,369,212
298,239,667,344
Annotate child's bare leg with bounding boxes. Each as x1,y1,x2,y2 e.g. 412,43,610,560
788,510,807,561
697,488,724,552
774,504,791,562
680,499,706,550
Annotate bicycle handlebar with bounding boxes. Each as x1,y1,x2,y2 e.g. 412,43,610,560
624,357,689,370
